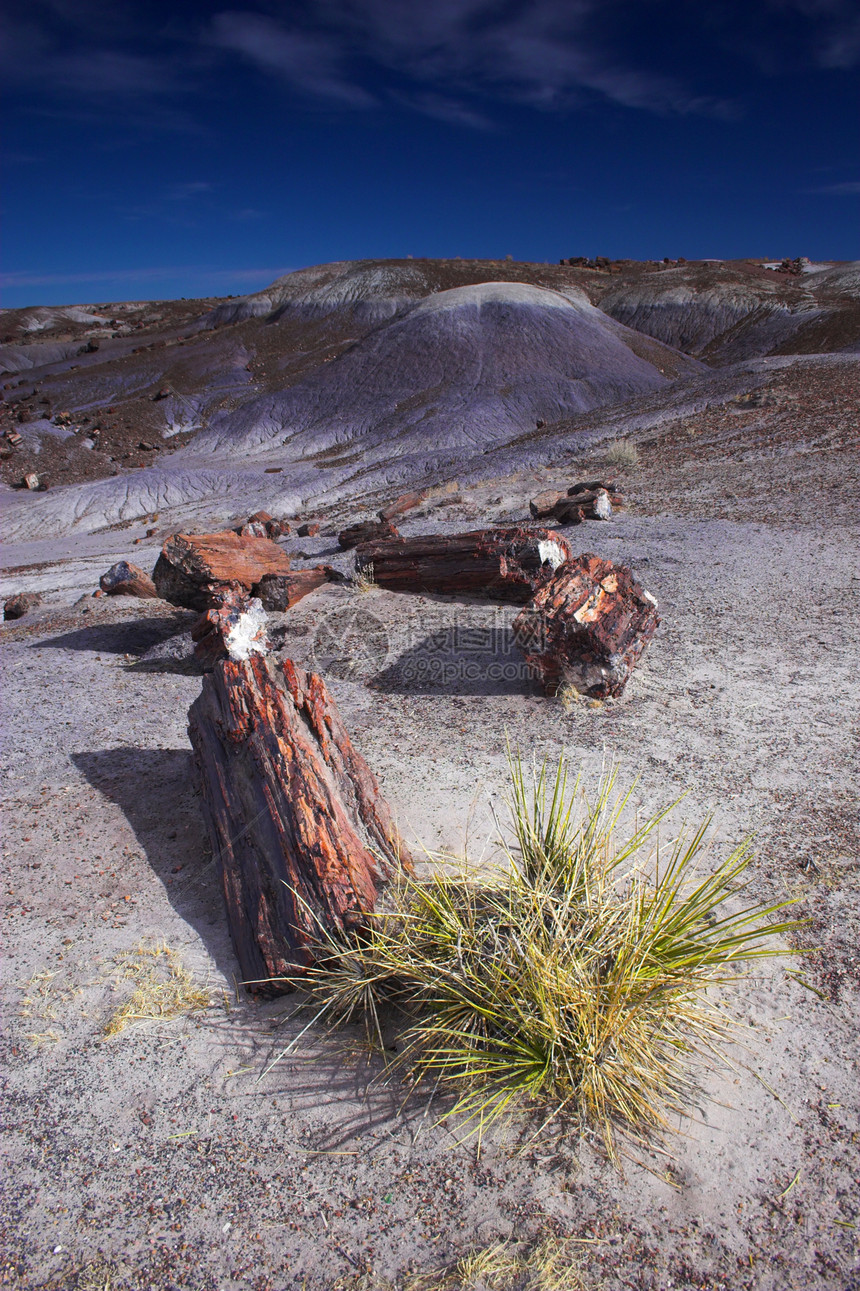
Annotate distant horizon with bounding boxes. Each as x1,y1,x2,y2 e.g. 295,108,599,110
3,252,857,312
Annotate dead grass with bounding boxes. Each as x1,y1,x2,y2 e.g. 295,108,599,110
104,939,211,1036
603,439,639,468
403,1236,588,1290
353,560,378,593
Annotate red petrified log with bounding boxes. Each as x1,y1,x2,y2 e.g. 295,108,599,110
191,588,270,670
153,531,292,611
339,519,400,550
187,656,413,991
99,560,158,599
378,490,427,522
513,553,660,697
355,526,573,604
529,481,625,522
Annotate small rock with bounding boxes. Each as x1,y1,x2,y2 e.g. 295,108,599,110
99,561,159,599
297,522,320,537
153,386,172,401
23,473,40,491
4,592,42,621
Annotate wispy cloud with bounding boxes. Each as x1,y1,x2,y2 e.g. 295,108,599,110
209,11,375,107
811,179,860,194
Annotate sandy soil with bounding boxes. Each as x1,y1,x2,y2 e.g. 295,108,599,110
1,362,859,1291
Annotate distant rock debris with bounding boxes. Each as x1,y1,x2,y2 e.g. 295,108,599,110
4,592,42,621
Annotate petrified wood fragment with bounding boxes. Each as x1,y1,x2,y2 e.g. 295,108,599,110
528,489,566,519
551,488,614,525
378,490,427,522
191,588,270,670
254,567,338,611
99,560,158,599
355,527,573,604
513,553,660,697
153,531,292,611
339,519,400,550
3,592,42,621
188,656,412,991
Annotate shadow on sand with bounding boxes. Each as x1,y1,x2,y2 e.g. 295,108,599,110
71,746,239,986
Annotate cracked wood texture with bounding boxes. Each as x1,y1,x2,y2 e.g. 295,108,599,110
513,552,660,697
355,526,573,603
188,655,412,993
154,530,292,611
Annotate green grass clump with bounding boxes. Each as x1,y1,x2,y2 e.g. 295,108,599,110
294,755,798,1157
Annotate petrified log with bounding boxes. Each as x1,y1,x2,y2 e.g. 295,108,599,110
513,553,660,697
339,518,400,550
99,560,158,599
355,526,573,604
297,521,321,537
254,567,339,611
529,489,566,519
4,592,42,621
153,531,292,611
188,656,412,991
378,490,427,522
551,488,614,525
191,588,270,670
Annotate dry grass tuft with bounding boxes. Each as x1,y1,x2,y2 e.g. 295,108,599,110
297,754,799,1158
603,439,639,468
105,939,210,1036
403,1236,587,1290
353,561,378,593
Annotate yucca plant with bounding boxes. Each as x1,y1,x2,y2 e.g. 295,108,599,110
293,754,799,1157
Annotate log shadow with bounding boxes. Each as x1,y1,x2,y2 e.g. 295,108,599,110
34,612,195,657
71,747,240,986
370,625,537,696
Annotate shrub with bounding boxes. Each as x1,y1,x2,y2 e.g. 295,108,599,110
604,439,639,468
290,756,798,1158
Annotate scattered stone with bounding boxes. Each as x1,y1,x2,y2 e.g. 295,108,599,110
153,386,172,400
191,588,270,670
297,521,320,538
378,490,427,522
355,526,572,604
23,473,41,491
513,553,660,697
6,431,22,446
237,511,291,540
153,530,292,611
4,592,42,621
187,656,413,991
99,561,158,599
339,519,400,550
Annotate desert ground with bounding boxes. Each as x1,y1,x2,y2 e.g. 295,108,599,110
1,259,858,1290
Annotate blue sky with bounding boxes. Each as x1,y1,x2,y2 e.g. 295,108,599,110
2,0,858,307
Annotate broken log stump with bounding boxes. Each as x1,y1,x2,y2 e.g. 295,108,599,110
187,656,412,991
99,560,158,599
153,530,292,611
339,519,400,550
512,553,660,697
355,527,573,603
528,489,566,519
191,588,270,670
